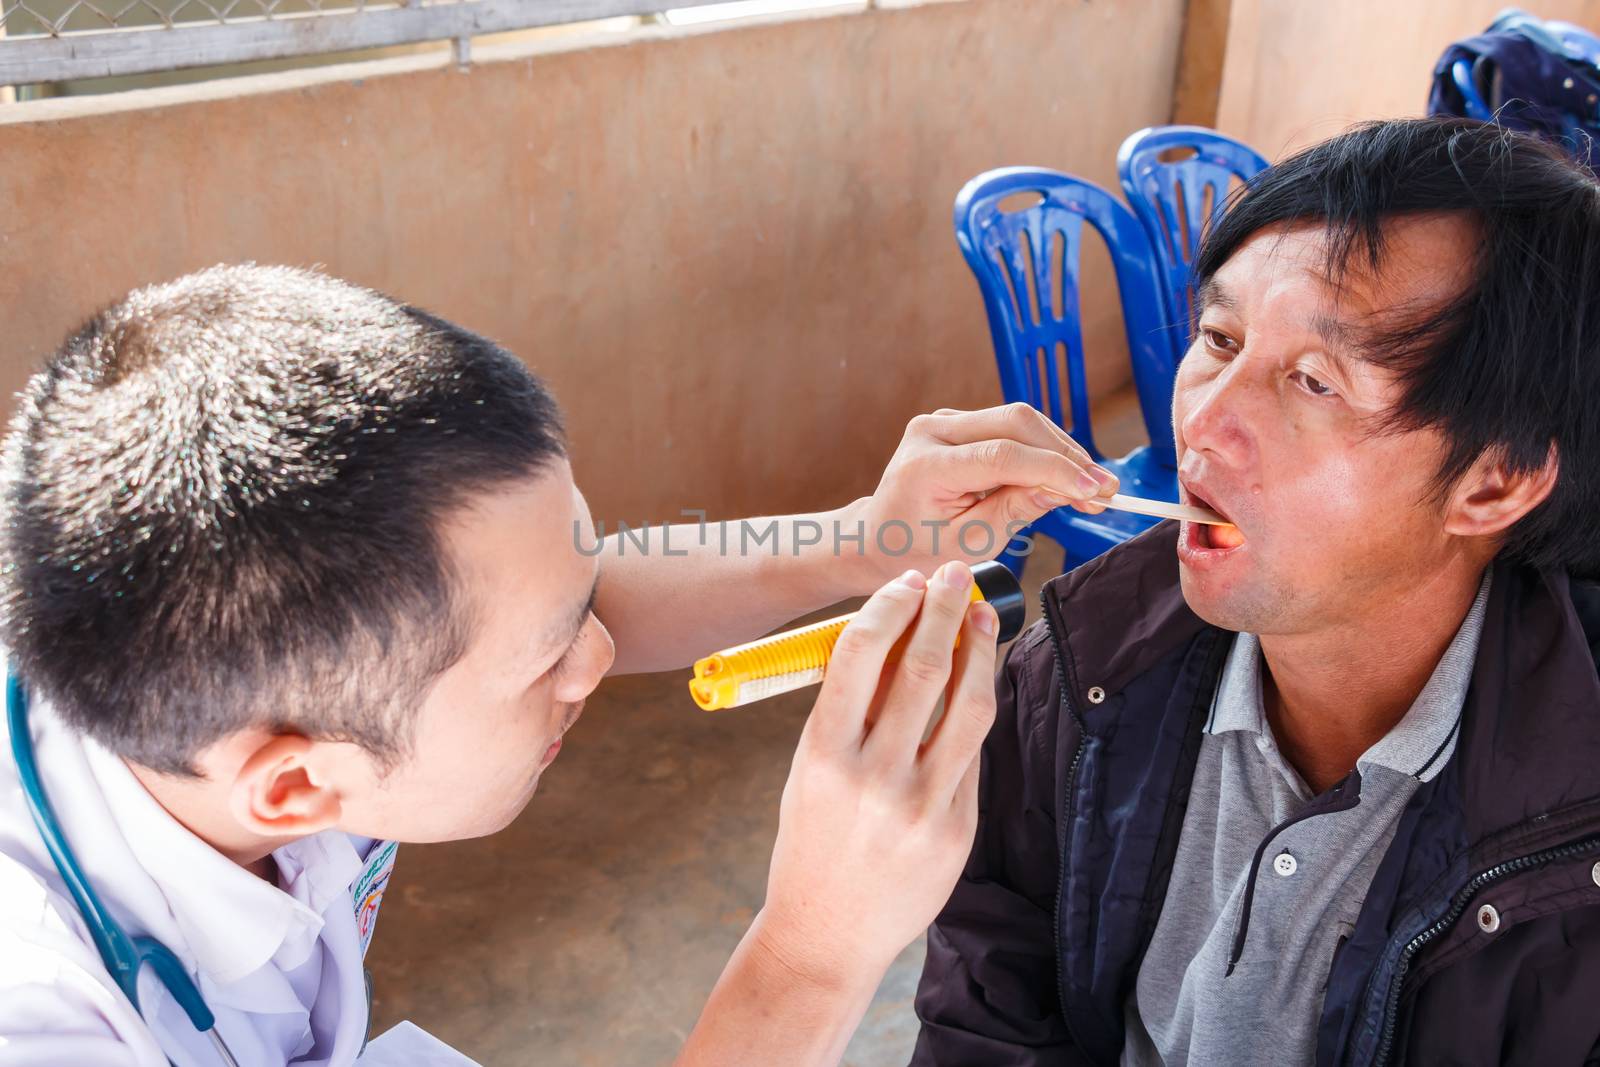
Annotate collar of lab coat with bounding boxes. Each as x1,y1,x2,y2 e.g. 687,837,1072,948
32,700,364,987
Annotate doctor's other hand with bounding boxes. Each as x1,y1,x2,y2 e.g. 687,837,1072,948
753,560,1000,994
844,403,1119,584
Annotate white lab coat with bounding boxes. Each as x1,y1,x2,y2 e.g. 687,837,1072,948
0,695,473,1066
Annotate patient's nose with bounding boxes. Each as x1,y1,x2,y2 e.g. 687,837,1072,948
1177,361,1257,470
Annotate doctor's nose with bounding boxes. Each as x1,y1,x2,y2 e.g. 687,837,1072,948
553,615,615,704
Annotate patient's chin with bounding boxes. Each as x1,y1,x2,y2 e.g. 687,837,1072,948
1179,570,1287,636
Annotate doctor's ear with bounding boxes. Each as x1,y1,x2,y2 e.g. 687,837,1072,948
227,734,344,839
1442,442,1559,541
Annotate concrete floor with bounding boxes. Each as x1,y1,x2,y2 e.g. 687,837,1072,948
366,394,1147,1066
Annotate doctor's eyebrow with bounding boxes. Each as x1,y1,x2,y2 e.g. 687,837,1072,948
542,577,599,660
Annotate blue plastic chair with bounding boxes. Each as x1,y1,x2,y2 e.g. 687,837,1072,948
953,167,1177,573
1450,58,1495,119
1117,126,1269,362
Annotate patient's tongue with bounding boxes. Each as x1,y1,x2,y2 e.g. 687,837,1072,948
1209,523,1246,550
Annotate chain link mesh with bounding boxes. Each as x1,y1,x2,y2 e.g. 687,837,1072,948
0,0,474,38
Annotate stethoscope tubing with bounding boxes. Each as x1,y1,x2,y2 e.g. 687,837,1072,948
7,674,240,1067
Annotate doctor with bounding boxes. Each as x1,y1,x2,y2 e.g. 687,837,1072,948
0,265,1117,1065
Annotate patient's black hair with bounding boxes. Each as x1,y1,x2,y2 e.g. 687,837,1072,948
1,265,566,775
1194,117,1600,578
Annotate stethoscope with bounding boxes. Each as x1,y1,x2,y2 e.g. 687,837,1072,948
7,674,242,1066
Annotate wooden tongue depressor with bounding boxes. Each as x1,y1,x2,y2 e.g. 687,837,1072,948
1103,493,1231,526
1039,487,1232,526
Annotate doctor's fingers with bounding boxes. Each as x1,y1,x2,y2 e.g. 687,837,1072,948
920,600,998,804
808,570,928,752
939,438,1117,505
861,561,975,767
918,405,1115,489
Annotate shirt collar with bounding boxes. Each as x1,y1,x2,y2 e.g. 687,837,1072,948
1206,631,1267,738
1358,570,1492,780
58,710,363,985
1207,569,1493,784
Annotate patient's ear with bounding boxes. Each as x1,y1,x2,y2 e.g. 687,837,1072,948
228,734,344,839
1442,443,1559,540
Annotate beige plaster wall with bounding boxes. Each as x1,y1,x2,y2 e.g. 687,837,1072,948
0,0,1186,524
1211,0,1600,157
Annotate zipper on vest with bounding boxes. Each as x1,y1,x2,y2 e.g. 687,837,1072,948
1369,834,1600,1066
1041,585,1091,1051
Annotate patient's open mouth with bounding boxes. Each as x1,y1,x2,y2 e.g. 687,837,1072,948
1185,490,1246,552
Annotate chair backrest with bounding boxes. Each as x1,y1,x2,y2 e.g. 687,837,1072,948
953,167,1173,466
1116,126,1269,361
1450,58,1495,119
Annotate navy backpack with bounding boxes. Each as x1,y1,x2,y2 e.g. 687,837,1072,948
1429,7,1600,174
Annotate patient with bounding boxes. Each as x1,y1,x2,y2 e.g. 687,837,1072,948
913,117,1600,1066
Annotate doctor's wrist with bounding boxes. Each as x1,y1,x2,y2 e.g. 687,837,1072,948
827,495,904,593
744,907,886,1004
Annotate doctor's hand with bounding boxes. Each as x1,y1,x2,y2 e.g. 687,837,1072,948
678,561,997,1066
757,560,998,991
843,403,1118,585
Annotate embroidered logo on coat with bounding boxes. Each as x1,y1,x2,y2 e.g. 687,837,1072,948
352,840,399,958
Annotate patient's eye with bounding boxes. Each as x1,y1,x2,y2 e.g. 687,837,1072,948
1292,369,1335,397
1201,327,1238,355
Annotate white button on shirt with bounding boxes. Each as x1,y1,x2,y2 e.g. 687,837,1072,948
0,693,436,1066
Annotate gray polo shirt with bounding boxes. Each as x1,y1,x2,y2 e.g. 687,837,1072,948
1121,572,1491,1067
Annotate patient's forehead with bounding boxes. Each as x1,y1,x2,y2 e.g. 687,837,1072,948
1218,214,1478,329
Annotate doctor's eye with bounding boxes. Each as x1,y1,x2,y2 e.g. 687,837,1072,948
549,618,594,677
550,645,579,679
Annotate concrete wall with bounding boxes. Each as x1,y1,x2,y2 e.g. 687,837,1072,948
1205,0,1600,157
0,0,1187,524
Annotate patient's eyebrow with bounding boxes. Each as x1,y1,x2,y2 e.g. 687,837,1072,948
1201,274,1367,364
1308,311,1365,359
1195,278,1238,316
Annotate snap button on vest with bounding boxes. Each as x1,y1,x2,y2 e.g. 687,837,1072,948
1476,904,1501,933
1087,686,1106,704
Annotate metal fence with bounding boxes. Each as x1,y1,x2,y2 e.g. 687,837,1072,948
0,0,831,88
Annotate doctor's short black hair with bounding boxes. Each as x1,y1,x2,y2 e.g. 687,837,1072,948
1193,117,1600,578
0,265,566,775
